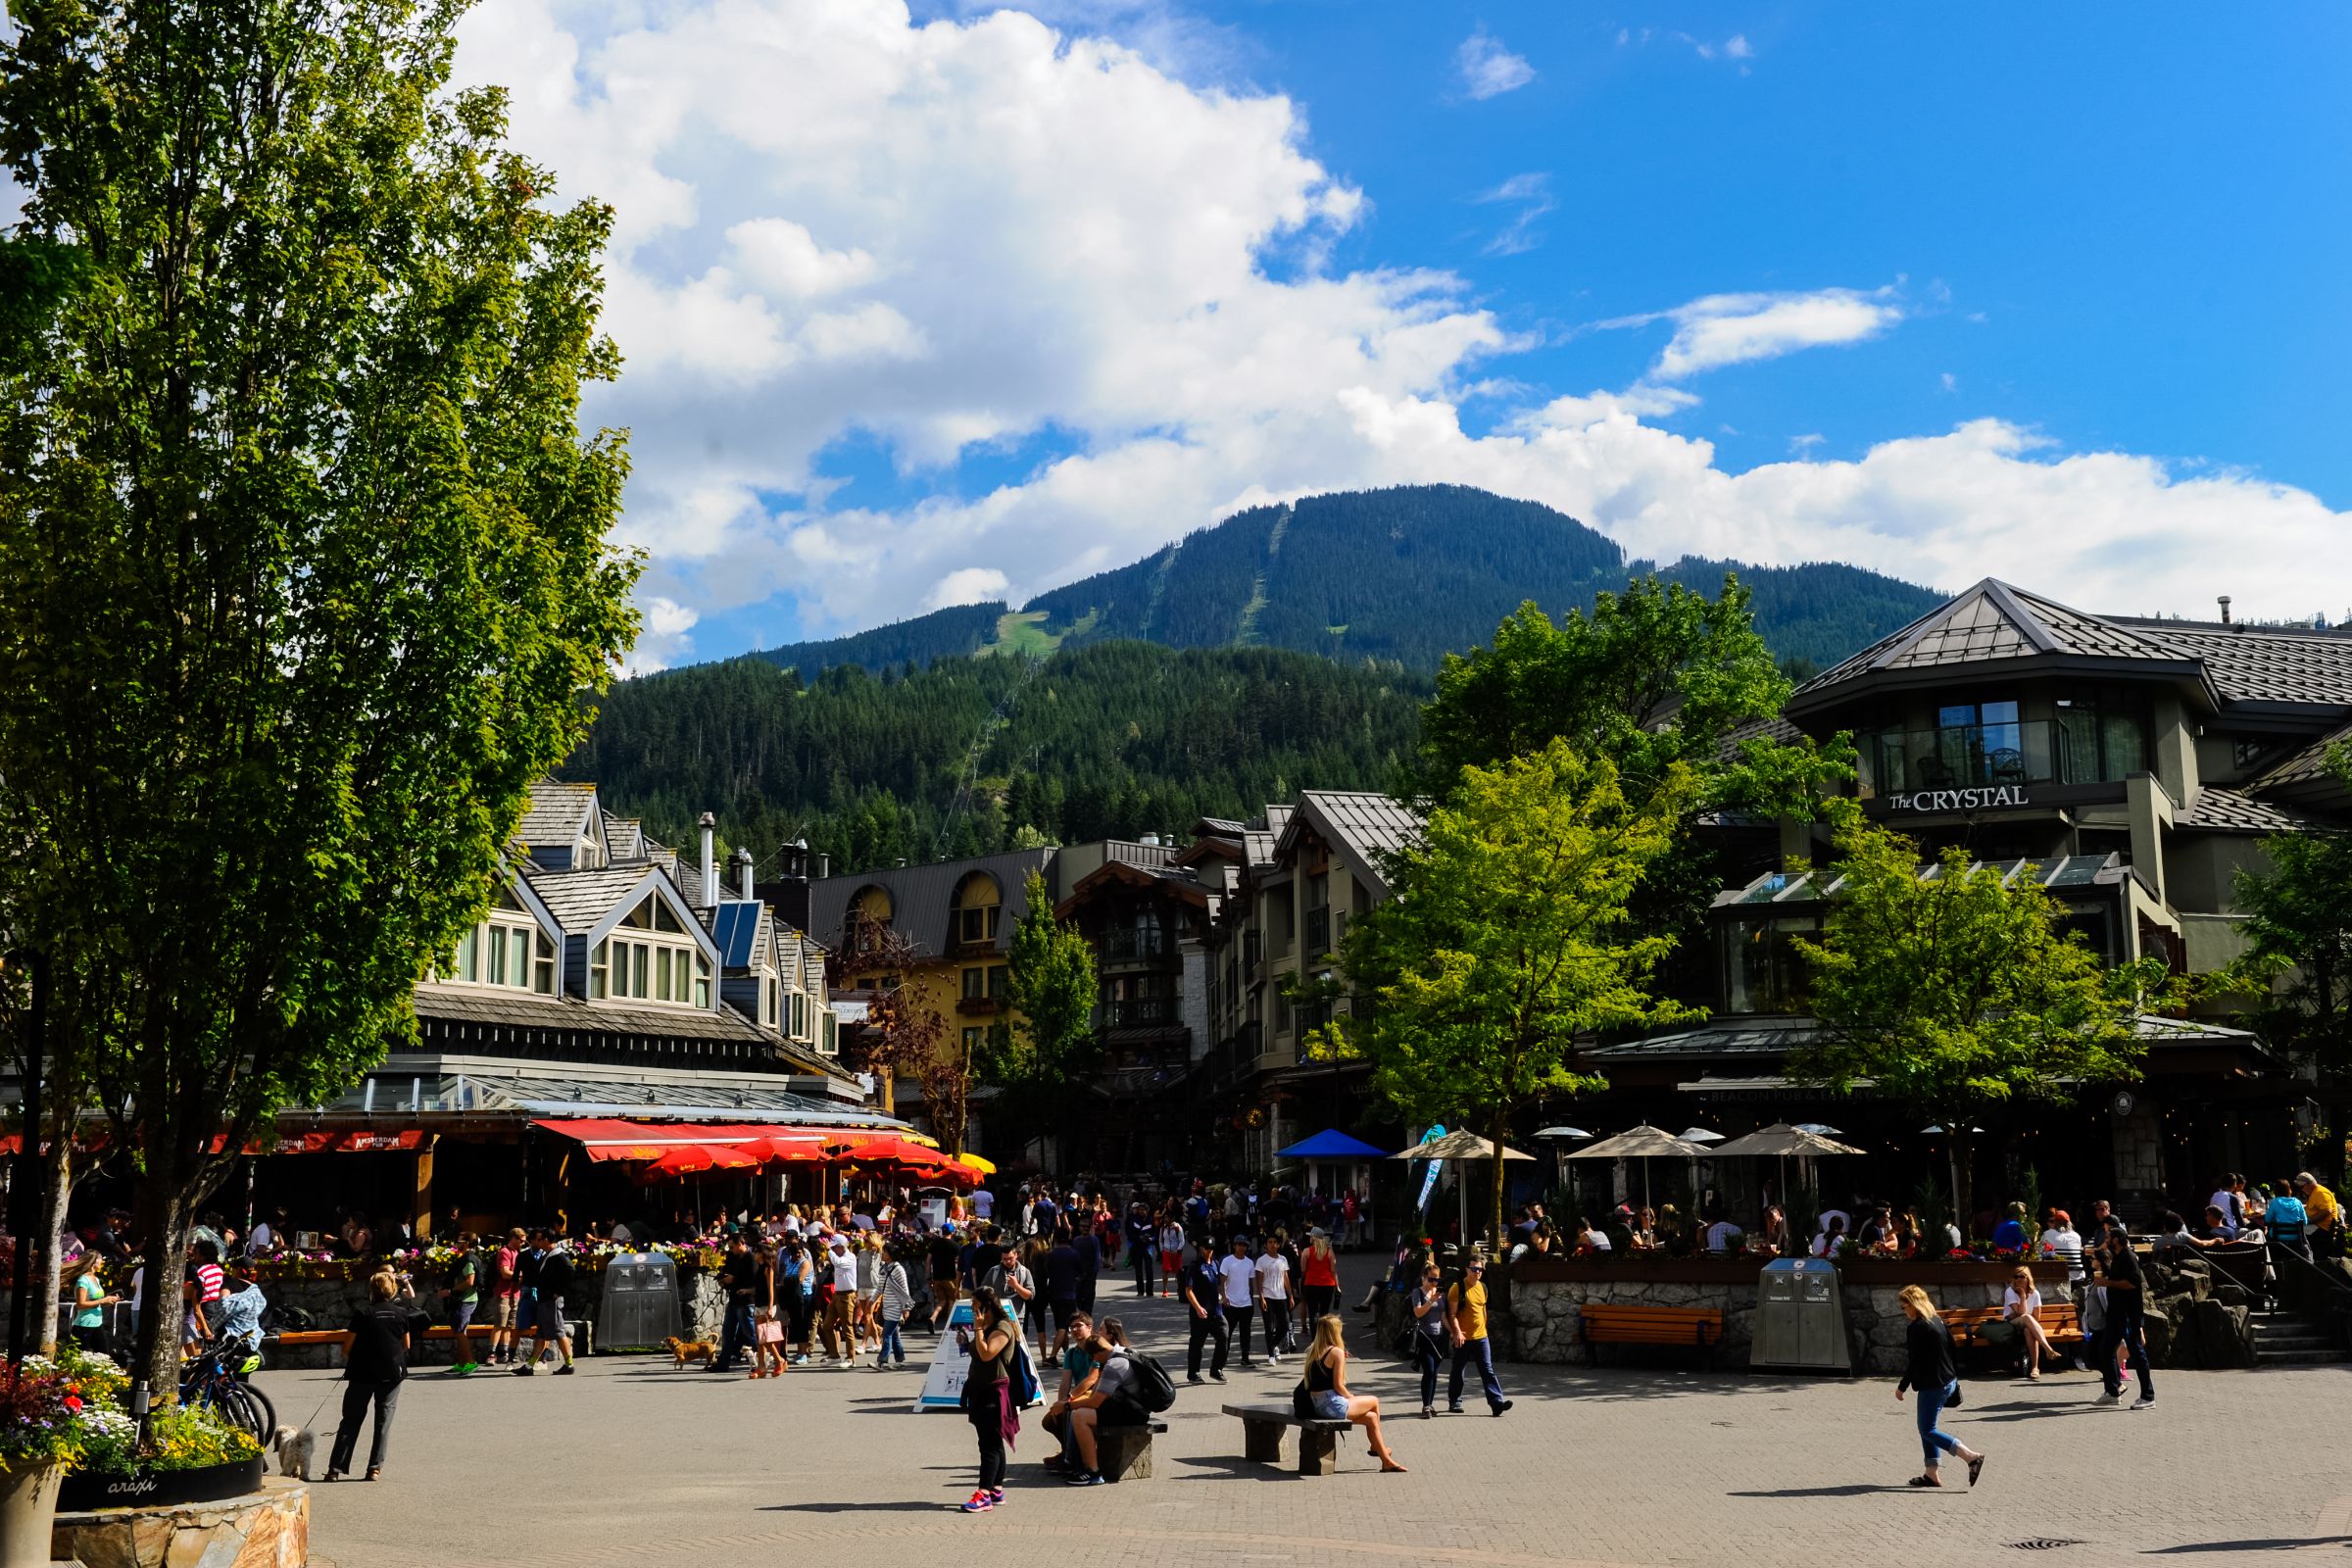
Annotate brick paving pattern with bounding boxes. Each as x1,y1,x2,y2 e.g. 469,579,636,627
259,1277,2352,1568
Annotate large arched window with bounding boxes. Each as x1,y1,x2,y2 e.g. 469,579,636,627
954,873,1003,946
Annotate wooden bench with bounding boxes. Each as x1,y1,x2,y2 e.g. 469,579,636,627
1222,1401,1353,1476
265,1330,354,1366
1944,1303,2083,1365
1578,1304,1723,1368
1093,1419,1170,1482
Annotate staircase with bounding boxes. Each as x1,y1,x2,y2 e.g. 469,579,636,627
2250,1299,2347,1365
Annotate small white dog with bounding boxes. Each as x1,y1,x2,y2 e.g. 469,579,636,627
274,1425,316,1481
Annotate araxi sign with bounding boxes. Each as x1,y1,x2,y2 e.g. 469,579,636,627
1886,785,2031,813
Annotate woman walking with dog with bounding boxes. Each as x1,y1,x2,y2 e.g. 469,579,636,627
957,1287,1020,1513
1893,1284,1985,1489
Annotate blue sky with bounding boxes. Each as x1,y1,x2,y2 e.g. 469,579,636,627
450,2,2352,666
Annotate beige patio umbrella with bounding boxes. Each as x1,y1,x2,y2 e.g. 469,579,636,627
1566,1124,1707,1210
1391,1130,1534,1244
1709,1123,1866,1232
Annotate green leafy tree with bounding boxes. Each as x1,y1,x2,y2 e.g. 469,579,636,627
2223,745,2352,1182
0,0,637,1396
1788,809,2171,1232
1345,739,1698,1247
985,870,1101,1152
1418,577,1852,961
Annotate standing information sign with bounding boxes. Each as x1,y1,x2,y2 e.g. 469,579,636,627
913,1299,974,1413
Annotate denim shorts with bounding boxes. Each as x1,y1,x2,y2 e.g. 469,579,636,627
1309,1390,1348,1420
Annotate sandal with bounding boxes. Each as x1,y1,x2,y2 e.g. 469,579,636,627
1966,1454,1985,1488
1906,1474,1941,1488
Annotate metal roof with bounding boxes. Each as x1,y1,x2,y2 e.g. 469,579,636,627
2174,787,2333,835
1794,579,2201,703
1597,1011,2258,1062
316,1071,902,1127
805,847,1055,960
414,984,775,1044
1712,852,2128,909
2251,722,2352,793
1284,790,1422,899
2147,625,2352,708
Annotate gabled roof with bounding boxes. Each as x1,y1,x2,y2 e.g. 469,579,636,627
2143,626,2352,709
526,864,655,932
517,781,601,849
602,811,645,860
2251,722,2352,794
1791,579,2206,711
1055,857,1210,915
1280,790,1422,900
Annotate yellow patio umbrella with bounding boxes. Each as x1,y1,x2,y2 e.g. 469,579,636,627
956,1152,998,1176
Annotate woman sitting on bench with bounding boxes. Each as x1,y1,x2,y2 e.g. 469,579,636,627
2000,1265,2060,1381
1298,1314,1405,1473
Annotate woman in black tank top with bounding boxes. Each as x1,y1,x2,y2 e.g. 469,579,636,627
1296,1312,1405,1472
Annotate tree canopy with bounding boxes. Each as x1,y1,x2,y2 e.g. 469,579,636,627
1788,809,2169,1228
982,869,1102,1154
0,0,636,1394
1343,739,1698,1246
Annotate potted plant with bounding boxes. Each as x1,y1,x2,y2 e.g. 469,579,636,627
0,1357,92,1563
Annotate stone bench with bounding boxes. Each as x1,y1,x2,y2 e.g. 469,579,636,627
1578,1304,1723,1369
1222,1401,1352,1476
1094,1419,1169,1482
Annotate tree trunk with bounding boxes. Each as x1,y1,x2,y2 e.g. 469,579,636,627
1489,1105,1510,1254
876,1064,895,1118
28,1143,74,1356
1948,1131,1976,1245
128,1162,202,1412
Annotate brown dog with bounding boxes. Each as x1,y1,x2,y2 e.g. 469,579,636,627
667,1335,719,1369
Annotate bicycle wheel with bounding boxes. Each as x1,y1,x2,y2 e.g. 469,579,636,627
236,1381,277,1439
214,1384,267,1441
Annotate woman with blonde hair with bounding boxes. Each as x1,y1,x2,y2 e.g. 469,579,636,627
1297,1313,1406,1473
1999,1264,2059,1381
1893,1285,1984,1488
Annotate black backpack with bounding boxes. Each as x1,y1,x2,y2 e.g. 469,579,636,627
1124,1350,1178,1414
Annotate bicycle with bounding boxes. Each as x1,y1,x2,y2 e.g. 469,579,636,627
179,1342,277,1440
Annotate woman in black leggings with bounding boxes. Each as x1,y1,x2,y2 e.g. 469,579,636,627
958,1288,1018,1513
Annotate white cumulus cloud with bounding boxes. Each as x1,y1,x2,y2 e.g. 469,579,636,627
1455,29,1535,100
440,1,2352,662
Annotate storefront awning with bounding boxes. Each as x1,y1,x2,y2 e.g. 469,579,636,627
531,1118,835,1161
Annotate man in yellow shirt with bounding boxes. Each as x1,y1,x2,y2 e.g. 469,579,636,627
1444,1257,1512,1416
2295,1173,2340,1255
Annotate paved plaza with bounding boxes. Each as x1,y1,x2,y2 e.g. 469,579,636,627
259,1269,2352,1568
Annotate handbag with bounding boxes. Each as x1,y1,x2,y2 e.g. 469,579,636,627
1943,1384,1963,1409
755,1307,783,1345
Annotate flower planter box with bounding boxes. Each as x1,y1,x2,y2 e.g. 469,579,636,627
59,1453,266,1511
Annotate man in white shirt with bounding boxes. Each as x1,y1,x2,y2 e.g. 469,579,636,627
1702,1215,1743,1254
2208,1178,2241,1240
1253,1236,1293,1365
826,1237,859,1365
1217,1237,1260,1368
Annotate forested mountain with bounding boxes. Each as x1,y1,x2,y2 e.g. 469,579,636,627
574,642,1424,873
748,485,1944,678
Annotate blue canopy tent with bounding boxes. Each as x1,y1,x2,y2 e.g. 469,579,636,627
1276,1129,1390,1221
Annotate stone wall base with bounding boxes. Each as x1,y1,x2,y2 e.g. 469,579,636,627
52,1478,308,1568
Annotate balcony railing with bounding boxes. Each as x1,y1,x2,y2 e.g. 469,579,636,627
1100,927,1169,964
1102,997,1178,1028
1861,718,2144,799
956,995,1003,1017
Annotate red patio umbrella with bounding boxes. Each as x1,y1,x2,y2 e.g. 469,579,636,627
638,1144,760,1181
832,1135,946,1166
745,1133,836,1165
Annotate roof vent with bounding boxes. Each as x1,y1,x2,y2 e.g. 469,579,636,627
1139,832,1161,847
2216,594,2231,625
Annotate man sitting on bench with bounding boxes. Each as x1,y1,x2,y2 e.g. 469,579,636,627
1062,1317,1148,1488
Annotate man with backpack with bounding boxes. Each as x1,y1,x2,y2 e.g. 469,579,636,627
1061,1316,1174,1486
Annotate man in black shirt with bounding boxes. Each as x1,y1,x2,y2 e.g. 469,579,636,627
927,1227,963,1330
2085,1219,2153,1409
513,1229,576,1376
1072,1226,1102,1314
711,1237,756,1371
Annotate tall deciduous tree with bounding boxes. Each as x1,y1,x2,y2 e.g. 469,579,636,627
0,0,637,1398
1345,739,1697,1247
1789,809,2170,1231
2223,746,2352,1184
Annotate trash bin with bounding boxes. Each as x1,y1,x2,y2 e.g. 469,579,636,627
1749,1257,1849,1371
597,1250,681,1349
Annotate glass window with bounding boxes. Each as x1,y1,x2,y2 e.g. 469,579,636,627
631,943,649,999
961,965,985,1000
455,927,479,983
988,964,1008,1000
534,932,556,995
694,953,711,1008
590,939,609,1000
1724,916,1821,1014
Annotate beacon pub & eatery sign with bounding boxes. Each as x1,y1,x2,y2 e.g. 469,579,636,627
1886,784,2030,812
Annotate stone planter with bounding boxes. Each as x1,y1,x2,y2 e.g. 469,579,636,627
51,1476,309,1568
1,1459,64,1568
59,1453,266,1512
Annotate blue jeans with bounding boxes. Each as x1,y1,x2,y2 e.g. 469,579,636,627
1413,1334,1444,1407
878,1319,905,1364
1448,1336,1504,1409
1914,1380,1963,1468
717,1298,755,1368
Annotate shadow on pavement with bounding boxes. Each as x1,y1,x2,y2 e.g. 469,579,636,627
760,1500,949,1514
1726,1485,1916,1497
1172,1455,1297,1481
2141,1539,2352,1554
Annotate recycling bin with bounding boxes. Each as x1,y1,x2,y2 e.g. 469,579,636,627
597,1250,682,1349
1749,1257,1850,1371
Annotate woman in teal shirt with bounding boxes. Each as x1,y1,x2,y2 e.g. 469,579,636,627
71,1263,119,1354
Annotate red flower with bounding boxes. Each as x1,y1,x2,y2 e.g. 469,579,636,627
63,1396,82,1412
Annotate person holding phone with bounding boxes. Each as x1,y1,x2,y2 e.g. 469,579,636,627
957,1288,1019,1513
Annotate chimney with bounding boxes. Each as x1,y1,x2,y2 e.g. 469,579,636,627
2217,594,2232,625
699,811,717,905
734,845,755,901
816,853,831,880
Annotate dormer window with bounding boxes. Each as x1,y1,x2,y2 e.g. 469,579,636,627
438,904,555,995
590,894,711,1007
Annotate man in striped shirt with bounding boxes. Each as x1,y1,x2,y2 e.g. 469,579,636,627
183,1238,226,1353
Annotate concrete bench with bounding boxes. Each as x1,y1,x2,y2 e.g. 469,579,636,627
1094,1419,1170,1482
1578,1304,1724,1369
1222,1401,1352,1476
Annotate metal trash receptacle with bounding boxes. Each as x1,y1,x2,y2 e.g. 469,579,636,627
1749,1258,1849,1371
597,1250,681,1350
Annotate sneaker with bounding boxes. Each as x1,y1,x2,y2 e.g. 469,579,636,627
2130,1396,2155,1410
1063,1471,1106,1487
451,1362,475,1376
1209,1371,1226,1383
959,1491,994,1513
987,1488,1004,1503
2090,1391,2120,1407
1491,1399,1512,1416
1187,1374,1204,1385
555,1363,575,1376
513,1364,535,1376
1419,1405,1434,1420
1446,1403,1463,1414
